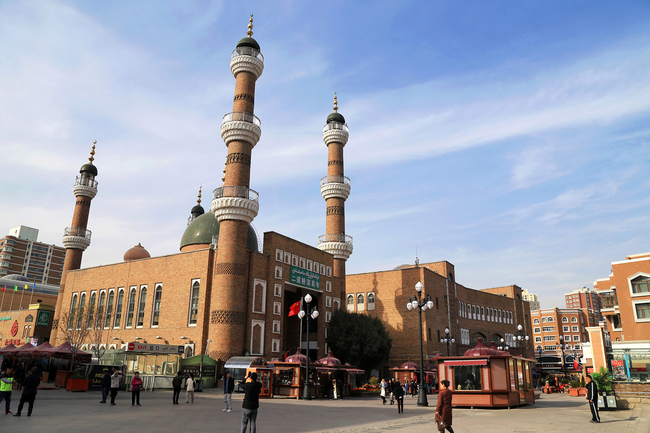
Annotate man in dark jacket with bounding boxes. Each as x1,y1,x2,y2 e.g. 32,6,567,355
240,372,262,433
585,374,600,423
172,371,183,404
100,368,110,403
14,369,40,416
223,372,235,412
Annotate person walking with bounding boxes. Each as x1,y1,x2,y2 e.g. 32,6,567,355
110,367,122,405
394,379,404,414
585,374,600,423
0,367,14,414
223,372,234,412
389,378,396,405
436,380,454,432
13,368,39,417
185,373,195,403
240,372,262,433
379,378,387,404
100,368,110,404
131,372,143,406
172,371,183,404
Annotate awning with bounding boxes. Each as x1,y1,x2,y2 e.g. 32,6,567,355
342,368,365,374
316,367,336,372
445,359,488,367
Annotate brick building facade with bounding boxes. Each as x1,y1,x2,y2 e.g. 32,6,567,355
346,261,532,367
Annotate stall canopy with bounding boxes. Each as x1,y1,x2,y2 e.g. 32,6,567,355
445,359,488,367
0,344,17,354
33,342,54,354
41,342,92,359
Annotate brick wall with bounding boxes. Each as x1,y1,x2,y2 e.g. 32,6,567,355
612,381,650,409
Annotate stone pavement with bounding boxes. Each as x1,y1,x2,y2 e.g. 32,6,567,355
0,387,647,433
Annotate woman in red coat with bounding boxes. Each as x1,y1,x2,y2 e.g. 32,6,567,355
436,380,454,433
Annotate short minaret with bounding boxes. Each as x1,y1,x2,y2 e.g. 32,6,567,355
318,95,353,286
188,186,205,224
208,16,264,361
51,142,99,343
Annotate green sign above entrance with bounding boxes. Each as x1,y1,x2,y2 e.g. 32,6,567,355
290,266,321,290
36,311,51,327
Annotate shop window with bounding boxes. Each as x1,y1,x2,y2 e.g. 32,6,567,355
454,365,482,390
367,293,375,311
188,280,200,325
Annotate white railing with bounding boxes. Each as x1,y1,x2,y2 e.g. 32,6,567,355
320,175,351,187
318,234,353,245
231,46,264,61
323,122,349,134
75,176,98,189
222,111,261,127
213,186,259,202
64,227,92,240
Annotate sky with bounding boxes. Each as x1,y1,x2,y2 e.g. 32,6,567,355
1,0,649,311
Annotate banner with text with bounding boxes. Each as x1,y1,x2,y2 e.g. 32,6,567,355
289,266,321,290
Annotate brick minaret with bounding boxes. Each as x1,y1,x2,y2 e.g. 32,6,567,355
208,16,263,361
318,95,352,287
51,142,99,343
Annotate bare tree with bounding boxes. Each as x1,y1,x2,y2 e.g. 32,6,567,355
88,307,107,361
58,307,94,371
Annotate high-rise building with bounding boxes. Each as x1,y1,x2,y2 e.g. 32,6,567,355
522,289,540,310
0,225,66,285
564,286,602,327
530,308,588,375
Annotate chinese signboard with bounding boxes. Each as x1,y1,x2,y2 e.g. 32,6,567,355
36,311,51,327
289,266,321,290
611,360,626,379
126,342,184,354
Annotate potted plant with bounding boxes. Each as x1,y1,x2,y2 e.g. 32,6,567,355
591,366,615,409
66,366,90,392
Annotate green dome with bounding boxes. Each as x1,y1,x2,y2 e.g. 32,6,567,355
326,112,346,124
237,37,260,51
180,212,259,252
80,163,98,176
190,204,205,216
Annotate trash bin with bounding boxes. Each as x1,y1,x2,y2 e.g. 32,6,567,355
606,395,617,409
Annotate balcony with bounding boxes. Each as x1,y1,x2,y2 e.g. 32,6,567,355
230,47,264,79
62,227,92,250
320,175,351,200
74,176,98,189
318,233,353,245
212,186,259,202
221,112,262,147
323,122,349,134
211,186,260,224
231,46,264,62
73,175,98,199
322,121,349,146
317,234,353,260
222,111,261,128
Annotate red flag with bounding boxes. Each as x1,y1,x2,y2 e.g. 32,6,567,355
1,286,5,292
573,359,579,370
288,301,301,317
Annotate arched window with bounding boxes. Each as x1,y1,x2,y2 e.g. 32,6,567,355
542,317,547,323
137,286,147,327
151,285,162,327
533,318,540,324
472,305,476,319
77,293,86,329
126,288,136,328
87,292,96,329
481,306,485,321
189,281,200,325
357,294,365,312
571,317,578,323
69,294,78,329
114,289,124,328
105,290,114,329
347,294,354,311
562,317,568,323
97,292,106,329
367,293,375,311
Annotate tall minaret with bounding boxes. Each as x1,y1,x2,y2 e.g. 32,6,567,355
51,142,99,343
209,16,263,361
318,94,352,287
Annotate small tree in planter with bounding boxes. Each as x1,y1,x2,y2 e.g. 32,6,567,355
591,366,613,395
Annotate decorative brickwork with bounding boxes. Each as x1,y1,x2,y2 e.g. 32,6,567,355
326,206,344,216
210,309,246,325
51,319,59,330
75,199,91,207
234,93,254,103
328,160,343,166
210,350,236,362
216,262,247,276
226,152,251,166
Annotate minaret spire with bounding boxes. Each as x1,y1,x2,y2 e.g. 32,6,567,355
89,141,96,163
247,14,254,37
197,186,202,205
333,93,338,112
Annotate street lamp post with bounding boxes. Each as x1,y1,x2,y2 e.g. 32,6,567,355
298,293,319,400
556,336,567,379
406,281,434,407
516,324,530,357
440,327,455,356
497,338,510,353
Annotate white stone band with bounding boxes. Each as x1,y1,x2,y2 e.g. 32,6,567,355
221,121,262,148
318,241,353,260
323,129,349,146
73,184,98,199
210,197,259,224
62,236,90,250
230,56,264,79
320,182,351,200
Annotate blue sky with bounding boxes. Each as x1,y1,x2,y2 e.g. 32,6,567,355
1,1,649,310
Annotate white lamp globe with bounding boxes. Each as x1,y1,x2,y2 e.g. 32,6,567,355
312,310,319,319
304,293,312,303
517,324,523,331
426,300,434,309
421,304,428,312
407,303,413,311
415,281,424,293
298,310,305,319
411,300,418,309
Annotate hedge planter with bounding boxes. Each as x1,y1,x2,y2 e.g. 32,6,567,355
66,378,90,392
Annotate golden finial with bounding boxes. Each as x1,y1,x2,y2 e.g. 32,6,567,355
247,14,254,37
333,93,338,113
197,186,202,205
89,141,97,163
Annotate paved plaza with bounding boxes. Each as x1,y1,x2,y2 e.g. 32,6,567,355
0,388,648,433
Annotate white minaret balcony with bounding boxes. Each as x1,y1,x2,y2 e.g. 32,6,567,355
62,227,92,250
323,122,349,146
320,175,351,200
73,176,98,199
230,47,264,79
211,186,259,224
318,233,353,260
221,112,262,148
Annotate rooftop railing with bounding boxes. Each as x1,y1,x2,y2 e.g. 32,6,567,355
64,227,92,240
320,175,351,187
323,122,349,134
75,176,98,189
231,46,264,62
222,111,261,128
213,186,259,203
318,233,353,245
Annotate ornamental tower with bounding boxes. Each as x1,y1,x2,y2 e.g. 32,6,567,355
51,142,99,343
318,95,353,287
208,16,263,361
